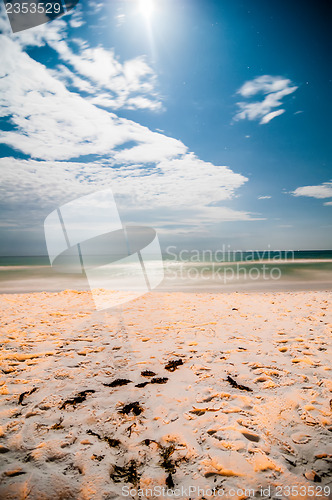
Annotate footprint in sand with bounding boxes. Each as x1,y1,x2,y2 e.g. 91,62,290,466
291,432,312,444
241,430,260,442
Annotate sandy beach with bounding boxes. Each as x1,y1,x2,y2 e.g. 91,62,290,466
0,290,331,500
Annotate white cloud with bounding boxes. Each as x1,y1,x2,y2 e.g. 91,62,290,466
87,2,104,14
0,156,247,210
239,76,292,97
0,156,257,229
53,42,163,111
0,36,181,161
0,9,162,112
324,201,332,206
68,5,85,28
234,75,298,125
258,195,272,199
291,182,332,199
0,12,259,234
260,109,285,125
113,136,186,164
126,96,162,112
2,11,67,47
51,64,95,93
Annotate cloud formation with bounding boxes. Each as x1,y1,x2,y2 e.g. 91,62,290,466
0,36,182,161
0,156,255,234
0,12,259,238
234,75,298,125
291,181,332,200
0,9,162,112
54,42,163,111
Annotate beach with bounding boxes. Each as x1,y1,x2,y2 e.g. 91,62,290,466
1,0,331,497
0,289,331,499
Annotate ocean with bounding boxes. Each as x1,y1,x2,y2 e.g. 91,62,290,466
0,251,332,293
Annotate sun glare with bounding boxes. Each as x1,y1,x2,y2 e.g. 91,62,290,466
139,0,154,20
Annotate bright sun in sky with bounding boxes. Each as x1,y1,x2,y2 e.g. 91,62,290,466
138,0,154,20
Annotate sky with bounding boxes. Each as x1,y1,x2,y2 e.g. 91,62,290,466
0,0,331,255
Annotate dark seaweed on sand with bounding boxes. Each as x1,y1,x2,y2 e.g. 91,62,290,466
166,473,174,488
141,370,156,377
60,389,95,409
227,375,252,392
165,359,183,372
87,429,121,448
136,377,168,387
150,377,168,384
110,460,140,486
103,379,132,387
18,387,38,404
144,440,188,488
159,444,176,474
119,401,143,416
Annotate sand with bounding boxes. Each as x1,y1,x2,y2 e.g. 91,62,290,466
0,290,331,500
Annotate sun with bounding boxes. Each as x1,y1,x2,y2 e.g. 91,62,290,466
138,0,154,20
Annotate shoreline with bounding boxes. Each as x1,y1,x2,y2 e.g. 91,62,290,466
1,257,331,295
0,281,331,294
0,281,332,294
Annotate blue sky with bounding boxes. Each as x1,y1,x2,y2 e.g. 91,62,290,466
0,0,331,255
